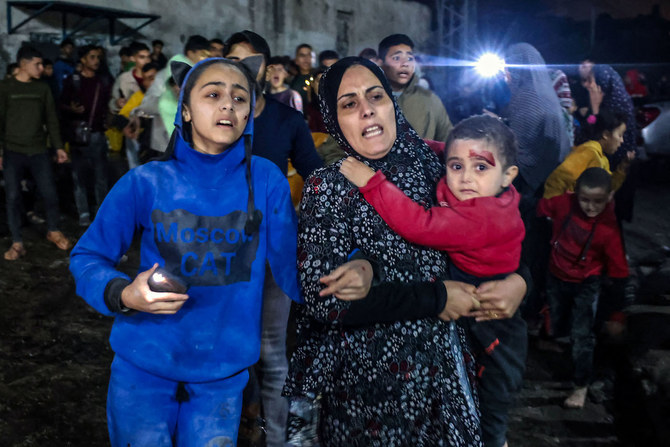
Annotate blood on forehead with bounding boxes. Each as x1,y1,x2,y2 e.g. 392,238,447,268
468,149,496,167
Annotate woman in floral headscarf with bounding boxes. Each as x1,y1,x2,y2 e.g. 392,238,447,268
579,61,637,222
285,57,527,446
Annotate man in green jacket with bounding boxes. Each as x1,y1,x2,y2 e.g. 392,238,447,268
379,34,453,142
0,46,71,260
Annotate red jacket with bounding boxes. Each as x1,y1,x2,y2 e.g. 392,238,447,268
359,171,525,277
537,192,629,283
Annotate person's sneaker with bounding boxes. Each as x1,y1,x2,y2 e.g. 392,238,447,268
46,231,72,251
564,386,588,409
4,242,26,261
79,214,91,227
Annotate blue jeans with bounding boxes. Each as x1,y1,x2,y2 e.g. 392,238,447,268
3,150,61,242
244,265,291,446
546,273,601,386
70,132,109,218
107,355,248,447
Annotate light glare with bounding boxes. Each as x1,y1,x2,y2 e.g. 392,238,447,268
475,53,505,78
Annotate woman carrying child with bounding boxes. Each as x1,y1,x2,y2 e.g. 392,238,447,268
285,57,528,446
341,114,527,447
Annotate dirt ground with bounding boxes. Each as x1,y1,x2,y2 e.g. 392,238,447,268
0,160,668,446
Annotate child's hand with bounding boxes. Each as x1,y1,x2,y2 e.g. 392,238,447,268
340,157,375,187
469,273,526,321
121,263,189,314
438,281,479,321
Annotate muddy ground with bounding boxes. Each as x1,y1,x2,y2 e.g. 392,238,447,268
0,159,668,446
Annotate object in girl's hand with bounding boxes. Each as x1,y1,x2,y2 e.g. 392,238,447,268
148,267,188,293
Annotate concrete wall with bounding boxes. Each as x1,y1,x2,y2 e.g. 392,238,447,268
1,0,432,75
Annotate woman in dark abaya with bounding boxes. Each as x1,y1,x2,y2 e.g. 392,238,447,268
285,57,528,446
580,61,637,222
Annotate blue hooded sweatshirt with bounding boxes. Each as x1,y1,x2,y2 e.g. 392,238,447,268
70,58,301,382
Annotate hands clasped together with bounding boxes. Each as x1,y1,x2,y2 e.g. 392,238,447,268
320,260,526,322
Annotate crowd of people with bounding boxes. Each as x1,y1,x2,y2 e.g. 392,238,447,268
0,26,654,447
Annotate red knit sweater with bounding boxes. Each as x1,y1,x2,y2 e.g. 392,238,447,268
537,192,629,283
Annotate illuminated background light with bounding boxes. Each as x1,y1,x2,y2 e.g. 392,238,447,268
475,53,505,78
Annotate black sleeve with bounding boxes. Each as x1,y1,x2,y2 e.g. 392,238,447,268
103,277,136,315
347,250,385,286
515,262,532,303
340,280,447,326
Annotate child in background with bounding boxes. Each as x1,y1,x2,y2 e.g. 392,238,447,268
544,109,634,199
341,114,526,447
537,167,629,409
266,56,303,112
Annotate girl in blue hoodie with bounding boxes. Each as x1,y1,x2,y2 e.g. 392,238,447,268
70,57,301,446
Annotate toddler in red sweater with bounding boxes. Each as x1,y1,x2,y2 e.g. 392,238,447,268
340,114,524,281
341,114,526,447
537,167,628,409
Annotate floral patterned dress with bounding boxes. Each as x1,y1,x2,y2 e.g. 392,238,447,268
284,57,482,447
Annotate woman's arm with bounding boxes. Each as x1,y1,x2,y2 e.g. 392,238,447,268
318,259,479,326
298,171,479,326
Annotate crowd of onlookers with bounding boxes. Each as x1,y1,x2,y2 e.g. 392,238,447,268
0,27,662,447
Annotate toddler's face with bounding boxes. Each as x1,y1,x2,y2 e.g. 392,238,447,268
445,139,517,201
576,185,611,218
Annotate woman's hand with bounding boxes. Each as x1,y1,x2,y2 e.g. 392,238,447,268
121,264,190,314
340,157,376,188
319,259,373,300
438,280,479,321
468,273,527,321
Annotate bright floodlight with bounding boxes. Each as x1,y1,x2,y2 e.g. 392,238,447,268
475,53,505,78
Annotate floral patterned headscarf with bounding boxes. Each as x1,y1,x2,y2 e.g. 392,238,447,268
317,56,443,187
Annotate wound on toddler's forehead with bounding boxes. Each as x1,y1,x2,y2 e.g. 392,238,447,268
468,149,496,166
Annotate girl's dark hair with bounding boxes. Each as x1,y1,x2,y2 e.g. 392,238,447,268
178,59,257,145
590,108,626,141
444,114,518,169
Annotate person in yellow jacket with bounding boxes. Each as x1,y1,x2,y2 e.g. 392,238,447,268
544,109,635,199
110,63,159,167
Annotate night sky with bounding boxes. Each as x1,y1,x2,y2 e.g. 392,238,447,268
476,0,670,67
